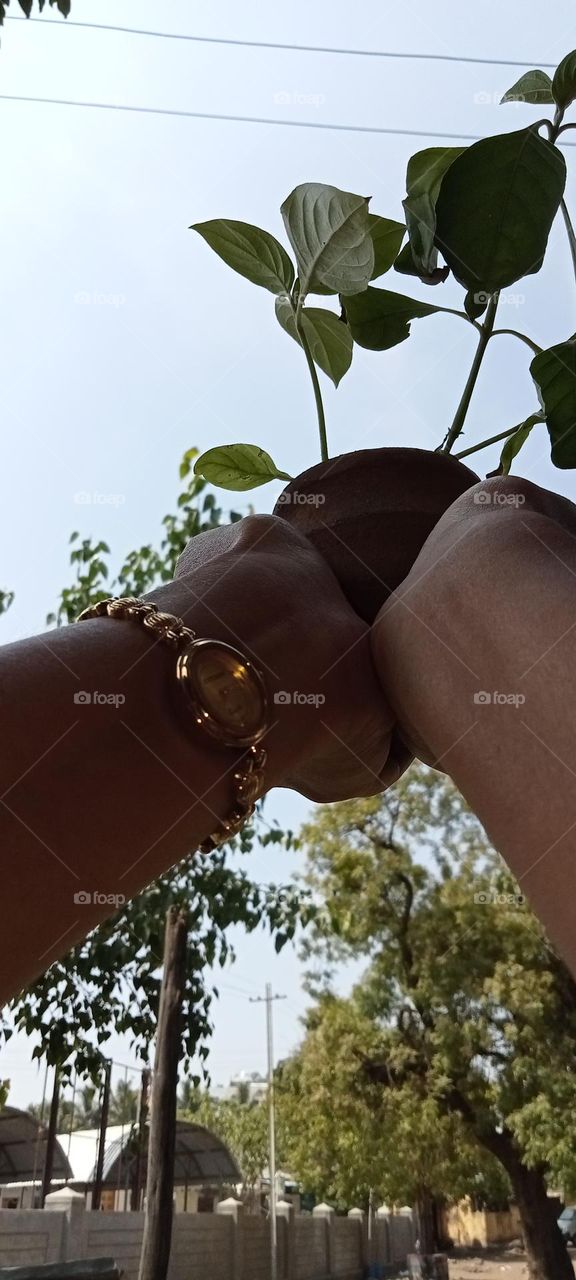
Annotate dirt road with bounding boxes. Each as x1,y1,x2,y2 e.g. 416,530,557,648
449,1250,575,1279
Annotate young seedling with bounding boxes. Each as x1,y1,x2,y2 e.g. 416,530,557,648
191,48,576,495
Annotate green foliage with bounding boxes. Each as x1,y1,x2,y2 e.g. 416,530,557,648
552,50,576,111
435,128,566,293
501,70,555,105
281,765,576,1208
190,48,576,483
275,297,353,386
0,0,69,22
343,287,440,351
0,1080,8,1109
191,221,294,295
3,454,308,1080
0,589,14,616
531,339,576,467
367,215,405,280
183,1091,271,1203
401,147,465,278
194,444,292,491
280,184,373,299
492,413,544,476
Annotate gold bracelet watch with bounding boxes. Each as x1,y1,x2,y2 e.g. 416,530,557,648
77,596,269,852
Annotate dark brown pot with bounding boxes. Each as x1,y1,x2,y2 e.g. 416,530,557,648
273,447,479,622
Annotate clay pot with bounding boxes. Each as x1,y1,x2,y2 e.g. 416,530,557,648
273,447,479,623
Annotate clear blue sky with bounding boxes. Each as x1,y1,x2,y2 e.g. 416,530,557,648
2,0,576,1111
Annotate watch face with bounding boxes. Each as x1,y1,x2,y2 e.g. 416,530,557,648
176,640,268,747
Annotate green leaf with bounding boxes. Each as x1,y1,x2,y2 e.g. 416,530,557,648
492,414,543,475
501,70,555,105
401,147,466,276
531,340,576,467
194,444,292,491
435,127,566,293
464,290,489,320
191,220,295,295
179,446,199,480
368,214,405,279
275,297,353,387
343,286,440,351
280,183,374,299
552,50,576,110
394,241,450,285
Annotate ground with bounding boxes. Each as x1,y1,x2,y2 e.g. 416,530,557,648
448,1248,575,1279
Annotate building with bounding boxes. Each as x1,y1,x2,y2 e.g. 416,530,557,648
0,1106,239,1212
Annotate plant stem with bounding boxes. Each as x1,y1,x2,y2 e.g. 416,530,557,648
454,427,521,460
560,198,576,285
492,329,542,356
296,315,329,462
441,294,499,454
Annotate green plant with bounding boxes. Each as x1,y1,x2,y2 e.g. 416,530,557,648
192,50,576,493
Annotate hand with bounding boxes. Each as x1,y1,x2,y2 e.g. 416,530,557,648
173,514,411,801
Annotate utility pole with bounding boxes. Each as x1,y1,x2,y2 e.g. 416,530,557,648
40,1067,60,1207
92,1058,112,1211
250,985,286,1280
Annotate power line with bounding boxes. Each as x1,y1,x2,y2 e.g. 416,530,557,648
2,92,575,145
4,15,558,69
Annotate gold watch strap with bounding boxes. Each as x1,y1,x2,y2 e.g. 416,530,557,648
76,596,267,852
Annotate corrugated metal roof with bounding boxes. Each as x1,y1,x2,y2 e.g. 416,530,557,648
56,1121,240,1187
0,1107,72,1182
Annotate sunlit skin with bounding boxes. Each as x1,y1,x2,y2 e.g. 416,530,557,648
2,477,576,1003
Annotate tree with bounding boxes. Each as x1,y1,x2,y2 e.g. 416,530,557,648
0,1,70,24
285,765,576,1280
109,1078,139,1126
181,1089,270,1211
1,453,305,1083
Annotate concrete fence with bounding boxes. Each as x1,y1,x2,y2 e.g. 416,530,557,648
0,1189,416,1280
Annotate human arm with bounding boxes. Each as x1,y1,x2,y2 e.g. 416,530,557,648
372,475,576,972
0,515,403,1004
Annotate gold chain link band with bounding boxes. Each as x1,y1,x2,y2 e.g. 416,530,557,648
77,596,267,852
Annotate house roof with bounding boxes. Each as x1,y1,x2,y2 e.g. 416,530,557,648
0,1107,72,1183
56,1121,241,1187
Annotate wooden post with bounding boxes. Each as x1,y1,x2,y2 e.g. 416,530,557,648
92,1059,112,1211
131,1066,151,1211
138,906,187,1280
40,1067,60,1206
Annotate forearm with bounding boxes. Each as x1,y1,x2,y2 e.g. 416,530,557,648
374,481,576,971
0,574,299,1003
